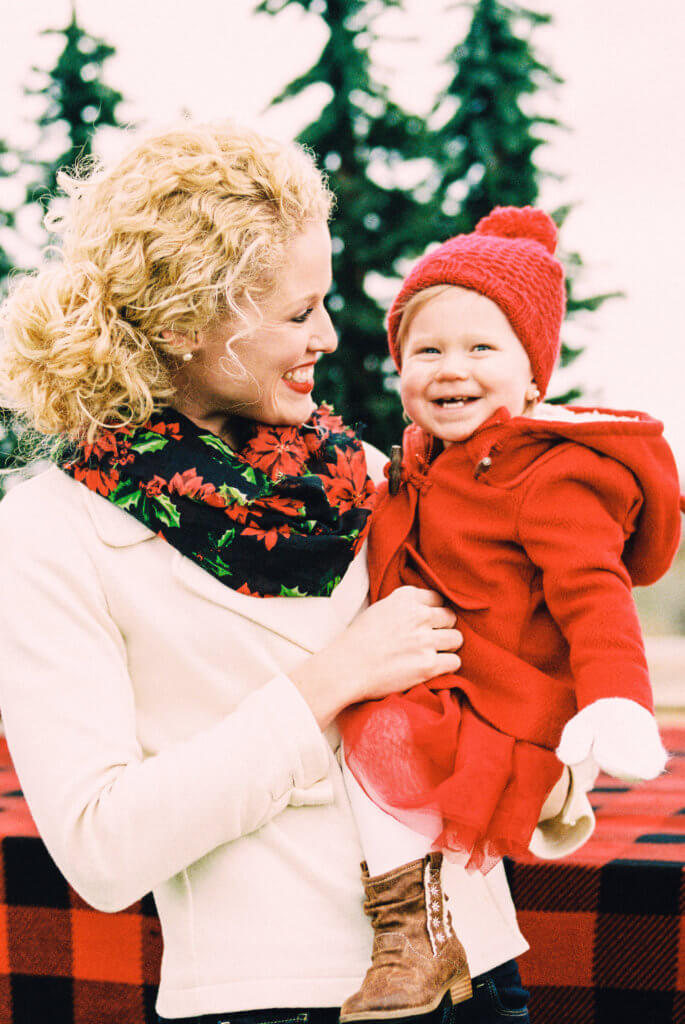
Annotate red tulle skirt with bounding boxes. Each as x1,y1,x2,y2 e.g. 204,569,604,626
339,682,564,873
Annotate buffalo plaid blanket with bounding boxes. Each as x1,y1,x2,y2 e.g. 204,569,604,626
0,740,160,1023
1,730,685,1023
508,724,685,1023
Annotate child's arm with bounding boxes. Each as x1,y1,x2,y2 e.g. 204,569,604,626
516,446,668,781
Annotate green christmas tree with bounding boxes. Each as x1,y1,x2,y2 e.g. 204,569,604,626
257,0,439,451
431,0,558,230
1,9,125,496
25,4,124,208
431,0,620,396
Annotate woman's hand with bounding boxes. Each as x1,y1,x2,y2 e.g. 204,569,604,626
290,586,462,728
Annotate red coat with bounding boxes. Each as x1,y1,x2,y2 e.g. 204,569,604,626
340,406,682,870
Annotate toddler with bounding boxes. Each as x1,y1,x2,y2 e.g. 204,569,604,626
338,207,683,1021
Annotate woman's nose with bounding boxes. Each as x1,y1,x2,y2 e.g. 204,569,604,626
310,309,338,354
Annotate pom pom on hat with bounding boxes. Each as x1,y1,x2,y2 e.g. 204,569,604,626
476,205,558,255
387,205,566,397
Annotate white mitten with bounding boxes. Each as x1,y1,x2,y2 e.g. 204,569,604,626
556,698,668,782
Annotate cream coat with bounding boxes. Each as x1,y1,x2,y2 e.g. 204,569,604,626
0,449,591,1018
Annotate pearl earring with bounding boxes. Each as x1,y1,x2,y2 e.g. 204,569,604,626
182,352,193,363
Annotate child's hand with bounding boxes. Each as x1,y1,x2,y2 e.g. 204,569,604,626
556,698,668,782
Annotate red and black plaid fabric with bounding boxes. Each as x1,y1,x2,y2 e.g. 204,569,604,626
0,740,161,1023
509,725,685,1023
3,731,685,1023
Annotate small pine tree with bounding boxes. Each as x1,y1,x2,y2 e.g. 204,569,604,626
1,8,126,498
432,0,620,396
25,4,124,208
432,0,559,234
257,0,439,451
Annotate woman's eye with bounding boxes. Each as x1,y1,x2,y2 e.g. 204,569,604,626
291,307,314,324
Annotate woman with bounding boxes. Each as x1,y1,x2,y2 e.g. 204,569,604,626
0,121,542,1024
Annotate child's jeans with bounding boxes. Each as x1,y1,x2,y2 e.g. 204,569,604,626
156,958,530,1024
449,959,530,1022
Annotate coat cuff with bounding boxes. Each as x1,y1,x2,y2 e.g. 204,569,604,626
529,758,597,860
256,674,333,801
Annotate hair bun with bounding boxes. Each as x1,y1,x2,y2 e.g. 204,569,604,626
475,206,557,255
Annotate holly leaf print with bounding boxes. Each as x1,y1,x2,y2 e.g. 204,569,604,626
199,433,235,458
130,433,169,455
202,553,233,577
241,466,257,485
218,484,249,505
152,492,182,529
111,483,143,511
280,584,309,597
217,528,235,548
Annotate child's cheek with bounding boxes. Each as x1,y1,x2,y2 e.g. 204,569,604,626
399,372,421,422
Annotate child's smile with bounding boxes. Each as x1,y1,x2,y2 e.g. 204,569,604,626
400,286,536,445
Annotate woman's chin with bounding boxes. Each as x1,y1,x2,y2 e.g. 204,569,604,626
288,391,317,422
264,394,317,426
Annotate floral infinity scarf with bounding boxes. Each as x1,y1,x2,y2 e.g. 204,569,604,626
60,404,377,597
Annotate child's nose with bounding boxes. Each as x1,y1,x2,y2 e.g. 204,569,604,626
437,354,469,379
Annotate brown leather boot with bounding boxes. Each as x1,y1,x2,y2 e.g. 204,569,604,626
339,852,472,1021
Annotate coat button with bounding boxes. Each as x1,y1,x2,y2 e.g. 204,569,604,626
389,444,403,495
474,456,492,478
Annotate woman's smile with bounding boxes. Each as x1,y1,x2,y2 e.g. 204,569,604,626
282,361,316,393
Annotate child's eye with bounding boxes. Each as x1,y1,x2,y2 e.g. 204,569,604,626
473,342,493,352
418,345,440,355
291,307,314,324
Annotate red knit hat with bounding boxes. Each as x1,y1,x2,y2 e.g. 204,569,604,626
387,206,566,397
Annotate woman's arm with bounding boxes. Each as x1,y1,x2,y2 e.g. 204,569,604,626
290,587,462,727
0,483,337,912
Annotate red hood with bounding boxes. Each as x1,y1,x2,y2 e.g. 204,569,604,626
402,404,683,586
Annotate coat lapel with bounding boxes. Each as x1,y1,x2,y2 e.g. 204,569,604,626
84,486,156,546
169,542,369,652
84,486,368,653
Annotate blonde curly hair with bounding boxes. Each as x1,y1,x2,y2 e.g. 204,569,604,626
0,121,333,443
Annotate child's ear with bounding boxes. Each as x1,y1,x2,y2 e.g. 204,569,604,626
525,381,541,403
